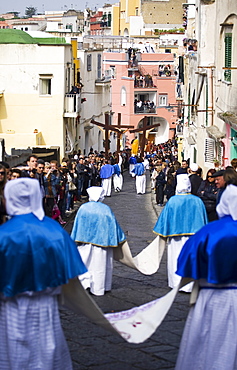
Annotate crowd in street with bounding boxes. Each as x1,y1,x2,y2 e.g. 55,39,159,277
0,150,131,225
1,137,237,369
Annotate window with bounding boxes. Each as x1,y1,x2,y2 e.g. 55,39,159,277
135,7,139,16
159,95,167,106
97,54,102,79
204,138,215,163
110,66,116,79
224,32,232,82
121,87,126,106
39,75,53,95
87,54,92,71
108,13,111,27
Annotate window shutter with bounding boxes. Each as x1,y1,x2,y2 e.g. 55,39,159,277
87,54,92,72
217,141,224,163
97,54,102,79
204,138,215,163
224,33,232,82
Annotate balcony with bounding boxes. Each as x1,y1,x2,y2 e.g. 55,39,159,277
64,93,81,117
134,104,156,114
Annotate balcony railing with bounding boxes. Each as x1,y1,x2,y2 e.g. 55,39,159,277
64,93,81,117
134,105,156,114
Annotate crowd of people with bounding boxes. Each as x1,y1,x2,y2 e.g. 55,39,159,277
0,150,130,226
134,99,156,114
1,137,237,369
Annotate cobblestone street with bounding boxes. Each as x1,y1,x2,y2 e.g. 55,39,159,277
61,170,190,370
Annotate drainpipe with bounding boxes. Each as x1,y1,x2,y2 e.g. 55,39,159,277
210,67,214,126
206,75,208,126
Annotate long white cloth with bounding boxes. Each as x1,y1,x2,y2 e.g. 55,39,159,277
78,244,113,296
60,236,195,344
135,174,146,194
167,236,193,293
0,289,72,370
113,174,123,191
175,284,237,370
101,177,112,196
60,276,193,344
129,164,136,176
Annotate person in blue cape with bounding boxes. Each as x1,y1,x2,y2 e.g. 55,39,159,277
175,184,237,370
71,186,126,296
132,157,146,194
99,159,114,197
113,162,123,192
129,154,137,176
153,174,208,292
0,177,87,370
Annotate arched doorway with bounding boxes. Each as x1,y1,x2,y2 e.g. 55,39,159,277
136,116,169,145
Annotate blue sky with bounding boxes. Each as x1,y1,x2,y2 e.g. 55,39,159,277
0,0,112,16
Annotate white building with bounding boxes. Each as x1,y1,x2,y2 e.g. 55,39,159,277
0,29,79,161
181,0,237,171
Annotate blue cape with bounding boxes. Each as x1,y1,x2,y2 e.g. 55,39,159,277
100,164,114,179
177,215,237,284
132,163,145,176
113,164,121,176
129,157,137,164
0,213,87,297
71,201,126,247
153,194,208,237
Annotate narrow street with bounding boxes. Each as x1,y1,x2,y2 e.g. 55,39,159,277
61,170,190,370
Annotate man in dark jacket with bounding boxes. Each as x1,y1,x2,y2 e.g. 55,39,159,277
189,163,202,195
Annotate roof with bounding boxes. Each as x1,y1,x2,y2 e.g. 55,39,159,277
206,125,225,141
0,29,37,44
34,37,67,45
0,29,68,45
218,112,237,131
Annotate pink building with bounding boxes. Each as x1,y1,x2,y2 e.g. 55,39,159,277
103,51,180,149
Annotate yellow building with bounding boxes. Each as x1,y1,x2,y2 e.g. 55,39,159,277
118,0,184,37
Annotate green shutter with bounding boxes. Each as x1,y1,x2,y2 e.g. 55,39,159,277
224,33,232,82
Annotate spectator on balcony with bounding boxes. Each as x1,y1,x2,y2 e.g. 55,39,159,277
144,74,149,87
139,75,144,87
69,85,80,94
159,65,164,77
134,75,139,88
132,53,137,67
148,74,153,87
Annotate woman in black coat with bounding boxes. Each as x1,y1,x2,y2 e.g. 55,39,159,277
197,168,218,222
155,166,166,206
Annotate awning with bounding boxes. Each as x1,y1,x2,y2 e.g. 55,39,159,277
218,111,237,131
206,125,225,141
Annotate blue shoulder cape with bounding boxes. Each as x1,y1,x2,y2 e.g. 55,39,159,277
177,215,237,284
153,194,208,237
100,164,114,179
129,157,137,164
132,163,145,176
113,164,121,176
71,201,126,247
0,213,87,297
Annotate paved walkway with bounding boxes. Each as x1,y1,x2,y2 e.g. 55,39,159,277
61,170,190,370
